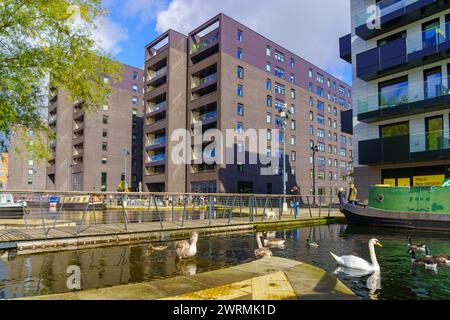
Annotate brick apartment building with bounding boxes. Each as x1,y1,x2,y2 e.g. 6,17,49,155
143,13,353,195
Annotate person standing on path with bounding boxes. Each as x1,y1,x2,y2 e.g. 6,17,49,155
338,188,346,206
348,184,358,205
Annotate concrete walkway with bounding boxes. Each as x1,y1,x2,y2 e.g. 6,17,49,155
20,257,357,300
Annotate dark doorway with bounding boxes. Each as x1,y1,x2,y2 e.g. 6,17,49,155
238,181,253,194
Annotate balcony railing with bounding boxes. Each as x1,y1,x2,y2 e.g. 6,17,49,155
357,76,450,114
194,111,217,123
149,136,166,146
192,73,217,89
148,101,167,113
355,0,420,28
148,66,167,81
191,33,220,54
409,22,450,54
148,154,166,163
411,129,450,153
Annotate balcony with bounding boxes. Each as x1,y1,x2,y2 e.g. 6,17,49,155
339,34,352,63
354,0,450,40
73,123,84,133
145,154,166,167
191,73,218,98
147,66,167,88
147,101,167,115
191,32,220,64
146,136,166,151
359,130,450,165
193,111,217,126
192,164,216,173
357,76,450,123
48,115,57,125
73,150,84,159
357,24,450,81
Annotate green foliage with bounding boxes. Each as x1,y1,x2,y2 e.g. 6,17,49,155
0,0,123,159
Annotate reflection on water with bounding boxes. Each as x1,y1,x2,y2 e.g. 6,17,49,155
0,224,450,299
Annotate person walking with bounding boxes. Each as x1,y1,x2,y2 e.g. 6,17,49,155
348,184,358,205
338,188,346,206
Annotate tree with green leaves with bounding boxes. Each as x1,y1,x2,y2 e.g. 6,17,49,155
0,0,123,159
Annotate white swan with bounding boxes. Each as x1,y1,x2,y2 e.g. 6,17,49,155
330,238,383,272
255,232,273,259
175,232,198,259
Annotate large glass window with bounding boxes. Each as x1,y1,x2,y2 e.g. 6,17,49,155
378,76,408,108
377,31,406,47
424,67,442,99
426,116,443,151
380,121,409,138
422,19,440,49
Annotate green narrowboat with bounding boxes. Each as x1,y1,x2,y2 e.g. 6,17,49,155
341,184,450,231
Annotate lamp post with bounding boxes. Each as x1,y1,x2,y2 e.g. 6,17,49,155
277,105,293,212
311,143,319,204
123,148,130,191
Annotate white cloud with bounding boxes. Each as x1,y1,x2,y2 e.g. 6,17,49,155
155,0,352,83
119,0,168,25
92,16,129,56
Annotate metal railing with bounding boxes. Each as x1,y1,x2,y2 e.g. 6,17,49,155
148,66,167,81
147,101,167,114
191,32,220,54
192,73,218,89
355,0,419,28
0,191,340,239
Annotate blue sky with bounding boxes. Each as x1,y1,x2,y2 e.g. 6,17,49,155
98,0,352,84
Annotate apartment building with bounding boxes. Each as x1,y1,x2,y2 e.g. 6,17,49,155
6,130,47,190
47,63,144,192
0,153,7,189
340,0,450,201
144,13,353,195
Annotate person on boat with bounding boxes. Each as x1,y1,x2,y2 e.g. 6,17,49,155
348,184,358,205
338,188,346,206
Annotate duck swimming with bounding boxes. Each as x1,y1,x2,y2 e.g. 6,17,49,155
408,237,426,253
424,246,450,265
255,232,273,259
408,248,437,269
175,232,198,259
330,238,382,272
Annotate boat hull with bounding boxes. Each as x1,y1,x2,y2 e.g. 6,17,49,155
0,206,25,219
57,203,106,211
341,204,450,231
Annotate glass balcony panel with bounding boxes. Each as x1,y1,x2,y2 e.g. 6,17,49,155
409,22,449,53
191,32,220,54
148,66,167,81
149,136,166,146
149,154,166,162
410,129,450,153
192,73,217,89
357,76,450,114
148,101,167,113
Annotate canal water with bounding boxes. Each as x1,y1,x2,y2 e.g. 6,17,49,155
0,223,450,300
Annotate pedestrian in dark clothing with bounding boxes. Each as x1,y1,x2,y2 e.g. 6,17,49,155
338,188,346,206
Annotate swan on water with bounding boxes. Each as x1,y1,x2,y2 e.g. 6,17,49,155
175,232,198,259
255,232,273,259
330,238,383,272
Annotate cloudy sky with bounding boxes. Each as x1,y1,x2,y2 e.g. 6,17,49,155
99,0,352,84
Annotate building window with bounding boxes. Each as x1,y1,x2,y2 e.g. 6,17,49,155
102,129,108,138
289,104,295,115
237,84,244,97
266,113,272,124
132,72,138,80
236,122,244,134
308,69,313,78
132,96,138,105
274,66,285,79
317,100,324,111
316,73,324,84
290,89,295,100
309,97,314,106
274,83,285,95
267,129,272,140
266,78,271,90
237,103,244,116
290,74,295,84
291,151,296,161
340,148,347,157
333,107,338,116
237,29,243,42
132,108,138,116
102,142,108,151
317,128,325,139
266,63,271,72
132,84,138,92
291,135,296,146
266,46,271,57
309,126,314,135
266,95,272,107
317,115,325,125
290,58,295,69
316,87,324,97
309,111,314,121
101,172,107,191
102,104,109,111
103,115,108,125
237,66,244,79
237,48,243,60
274,50,285,62
308,82,313,92
102,156,108,164
28,159,33,166
291,120,296,130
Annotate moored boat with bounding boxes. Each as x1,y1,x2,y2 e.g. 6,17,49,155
341,185,450,231
0,194,27,219
57,195,106,211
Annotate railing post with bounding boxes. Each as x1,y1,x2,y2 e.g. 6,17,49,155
307,196,313,218
22,200,28,230
262,196,268,222
77,195,92,235
239,197,243,218
328,195,332,217
171,195,174,222
92,195,97,225
39,194,47,236
208,195,213,226
228,195,236,225
152,195,162,229
121,194,128,231
48,201,64,236
319,195,322,217
278,196,282,220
